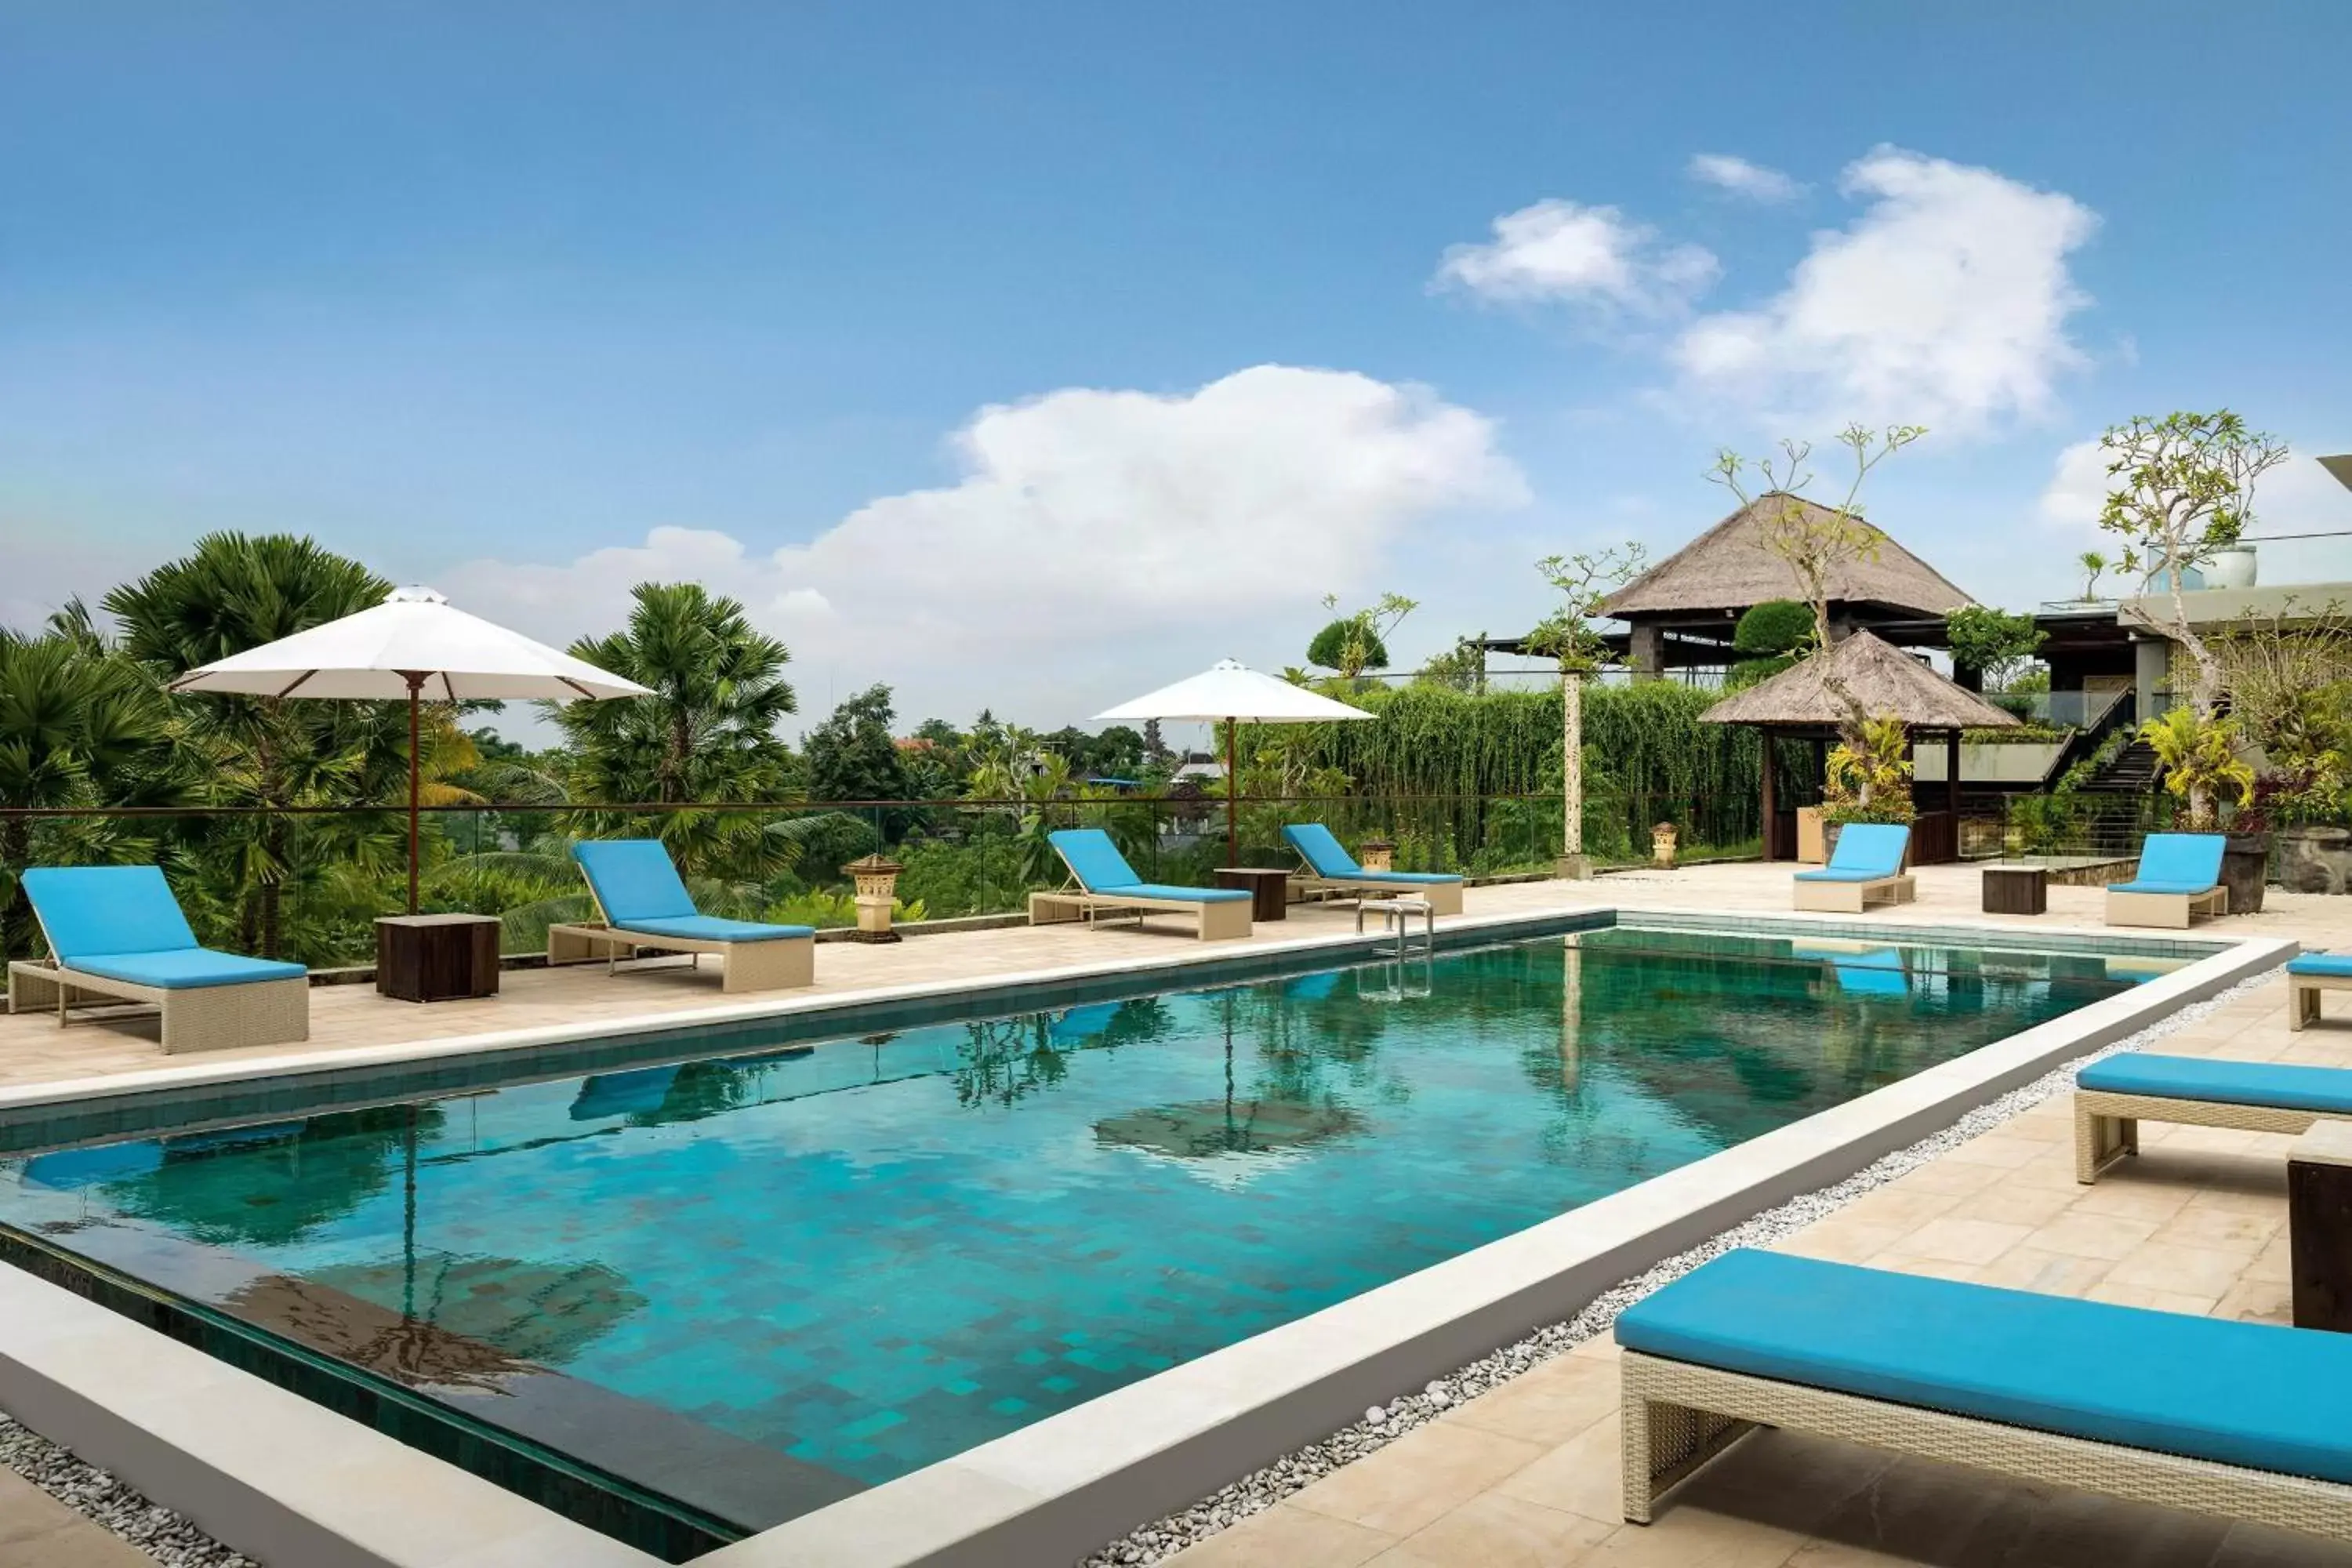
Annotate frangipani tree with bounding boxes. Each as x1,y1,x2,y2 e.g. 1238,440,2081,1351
1524,545,1645,877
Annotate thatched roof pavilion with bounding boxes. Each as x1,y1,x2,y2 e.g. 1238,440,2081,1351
1700,631,2017,865
1587,493,1975,677
1700,630,2021,731
1603,494,1975,621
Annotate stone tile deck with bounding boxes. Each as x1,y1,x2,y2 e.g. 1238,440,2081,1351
2,859,2350,1565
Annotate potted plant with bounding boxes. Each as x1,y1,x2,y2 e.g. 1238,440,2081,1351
2140,707,2261,911
1820,716,1916,862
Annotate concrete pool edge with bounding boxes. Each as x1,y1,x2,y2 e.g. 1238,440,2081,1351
0,906,2270,1568
690,928,2298,1568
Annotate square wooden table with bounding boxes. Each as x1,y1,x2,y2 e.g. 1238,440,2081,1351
2289,1120,2352,1332
1212,867,1293,922
1980,863,2048,916
376,914,502,1004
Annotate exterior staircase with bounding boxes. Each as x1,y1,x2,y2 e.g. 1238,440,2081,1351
2080,739,2159,793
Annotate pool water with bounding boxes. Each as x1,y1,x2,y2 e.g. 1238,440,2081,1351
0,927,2173,1537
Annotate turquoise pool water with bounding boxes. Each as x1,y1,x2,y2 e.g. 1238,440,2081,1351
0,926,2178,1539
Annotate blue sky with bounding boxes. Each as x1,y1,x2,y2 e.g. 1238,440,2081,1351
5,2,2350,733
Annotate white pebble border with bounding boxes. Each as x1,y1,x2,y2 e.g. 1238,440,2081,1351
0,1414,256,1566
1082,970,2272,1566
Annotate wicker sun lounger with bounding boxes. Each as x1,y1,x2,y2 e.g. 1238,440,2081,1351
1619,1248,2352,1544
1280,823,1465,916
547,840,815,993
2104,833,2228,929
1028,829,1252,941
5,866,308,1054
1791,822,1913,913
2074,1051,2352,1182
2288,953,2352,1031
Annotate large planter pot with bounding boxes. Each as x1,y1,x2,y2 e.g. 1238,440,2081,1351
2277,826,2352,895
2221,831,2270,915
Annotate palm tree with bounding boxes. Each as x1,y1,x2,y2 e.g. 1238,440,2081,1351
0,609,178,958
553,583,798,880
106,533,406,957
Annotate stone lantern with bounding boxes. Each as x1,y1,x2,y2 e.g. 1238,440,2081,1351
1357,838,1397,873
843,853,906,943
1650,822,1679,869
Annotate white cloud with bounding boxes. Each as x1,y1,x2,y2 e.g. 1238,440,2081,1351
1687,153,1804,203
446,365,1526,728
1434,199,1719,313
2037,439,2110,532
1671,147,2099,434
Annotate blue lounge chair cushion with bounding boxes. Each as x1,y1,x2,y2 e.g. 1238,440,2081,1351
1100,884,1250,904
2128,833,2225,893
69,948,307,990
1820,822,1910,878
573,840,699,924
615,915,816,944
1793,868,1899,883
1047,829,1146,893
1345,869,1463,887
20,866,201,961
2110,880,2220,897
1284,822,1363,877
1617,1248,2352,1485
2290,954,2352,977
2078,1052,2352,1115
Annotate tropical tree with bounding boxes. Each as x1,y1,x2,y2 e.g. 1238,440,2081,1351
1309,592,1418,682
0,610,180,958
1523,544,1646,876
554,583,798,880
2096,410,2290,720
1943,606,2046,691
106,534,408,957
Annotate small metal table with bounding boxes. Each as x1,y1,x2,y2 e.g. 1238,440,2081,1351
376,914,502,1004
1980,863,2048,916
2289,1120,2352,1332
1213,867,1293,922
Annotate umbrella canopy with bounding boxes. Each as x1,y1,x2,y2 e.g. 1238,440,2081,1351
170,586,648,703
172,586,649,912
1094,659,1374,866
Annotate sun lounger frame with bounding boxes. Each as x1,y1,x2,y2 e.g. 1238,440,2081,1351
5,957,308,1054
2290,966,2352,1031
2074,1086,2347,1183
1287,869,1465,916
1026,882,1252,941
546,880,815,993
2107,884,2228,930
1791,871,1915,914
1621,1350,2352,1541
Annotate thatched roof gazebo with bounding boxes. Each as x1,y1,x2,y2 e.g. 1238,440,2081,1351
1702,630,2019,865
1599,494,1975,675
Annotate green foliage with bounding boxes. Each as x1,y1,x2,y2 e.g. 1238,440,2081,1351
1824,714,1915,822
105,532,415,958
1733,600,1813,656
554,583,797,885
802,684,913,815
1724,655,1795,692
1308,618,1388,673
1524,546,1646,674
761,887,927,928
1944,606,2046,688
1290,683,1759,855
893,833,1035,918
2140,706,2256,830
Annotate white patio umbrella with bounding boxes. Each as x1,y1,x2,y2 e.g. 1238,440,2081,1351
170,586,651,913
1095,659,1374,866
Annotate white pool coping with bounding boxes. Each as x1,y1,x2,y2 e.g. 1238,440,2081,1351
0,903,2288,1568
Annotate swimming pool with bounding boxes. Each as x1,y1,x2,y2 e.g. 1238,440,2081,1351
0,923,2188,1555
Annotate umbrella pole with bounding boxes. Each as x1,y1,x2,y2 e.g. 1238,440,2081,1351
405,672,425,915
1225,716,1237,868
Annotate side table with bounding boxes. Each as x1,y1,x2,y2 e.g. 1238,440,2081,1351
376,914,502,1004
1980,864,2048,916
1212,867,1293,923
2289,1119,2352,1332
